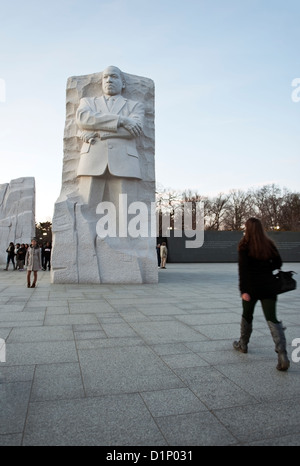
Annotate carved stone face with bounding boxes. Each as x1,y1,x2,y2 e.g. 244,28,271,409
102,66,125,96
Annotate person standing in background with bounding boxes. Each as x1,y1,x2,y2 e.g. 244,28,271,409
16,243,26,270
43,242,52,271
4,242,15,270
160,242,168,269
156,243,161,268
25,238,42,288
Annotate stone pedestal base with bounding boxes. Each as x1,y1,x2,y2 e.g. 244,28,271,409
51,198,158,284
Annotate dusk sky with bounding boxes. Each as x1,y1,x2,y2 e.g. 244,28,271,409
0,0,299,221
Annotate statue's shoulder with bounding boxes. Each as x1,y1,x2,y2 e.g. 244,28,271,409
79,96,103,104
124,97,143,110
78,96,105,112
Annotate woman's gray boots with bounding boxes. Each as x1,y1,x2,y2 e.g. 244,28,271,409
233,317,253,353
267,321,290,371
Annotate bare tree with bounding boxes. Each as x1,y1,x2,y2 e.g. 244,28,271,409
156,186,182,235
278,190,300,231
223,189,254,231
35,221,52,244
156,183,300,232
252,184,284,230
179,190,206,231
205,193,229,230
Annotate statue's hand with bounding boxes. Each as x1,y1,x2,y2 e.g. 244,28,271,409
80,131,98,143
119,117,142,137
242,293,251,302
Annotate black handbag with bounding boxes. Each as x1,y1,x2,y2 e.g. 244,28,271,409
273,270,297,295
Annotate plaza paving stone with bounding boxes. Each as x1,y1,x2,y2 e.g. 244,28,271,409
0,263,299,446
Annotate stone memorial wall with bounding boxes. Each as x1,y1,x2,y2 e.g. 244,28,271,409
164,231,300,263
0,177,35,265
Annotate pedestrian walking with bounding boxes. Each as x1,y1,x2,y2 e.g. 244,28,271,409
233,217,290,371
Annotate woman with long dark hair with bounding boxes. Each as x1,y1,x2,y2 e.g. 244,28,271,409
233,217,290,371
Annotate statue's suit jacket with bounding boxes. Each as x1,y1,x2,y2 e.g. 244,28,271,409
76,95,144,179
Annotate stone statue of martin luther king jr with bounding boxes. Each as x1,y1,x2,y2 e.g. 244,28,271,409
51,65,157,284
76,65,144,209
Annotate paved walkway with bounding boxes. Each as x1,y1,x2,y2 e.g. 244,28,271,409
0,263,299,446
